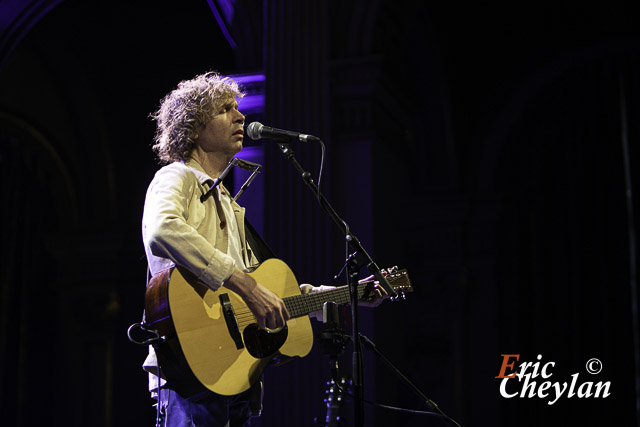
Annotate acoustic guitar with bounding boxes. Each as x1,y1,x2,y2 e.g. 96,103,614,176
144,258,412,397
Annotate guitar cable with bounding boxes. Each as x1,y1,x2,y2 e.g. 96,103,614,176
126,266,166,426
126,322,165,346
154,362,163,427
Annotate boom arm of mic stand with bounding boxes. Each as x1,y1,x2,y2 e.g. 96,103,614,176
275,143,397,298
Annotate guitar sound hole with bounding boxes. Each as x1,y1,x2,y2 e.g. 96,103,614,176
243,324,288,359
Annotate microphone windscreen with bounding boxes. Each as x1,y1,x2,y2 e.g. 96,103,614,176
246,122,263,140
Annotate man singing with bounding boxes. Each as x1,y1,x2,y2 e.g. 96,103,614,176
142,71,287,426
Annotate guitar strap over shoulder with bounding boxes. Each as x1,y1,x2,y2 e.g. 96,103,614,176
244,219,277,263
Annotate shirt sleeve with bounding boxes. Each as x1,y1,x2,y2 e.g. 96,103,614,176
142,165,236,290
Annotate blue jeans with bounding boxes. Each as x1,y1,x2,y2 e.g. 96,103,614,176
158,384,261,427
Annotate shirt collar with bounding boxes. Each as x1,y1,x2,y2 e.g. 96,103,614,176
183,158,234,198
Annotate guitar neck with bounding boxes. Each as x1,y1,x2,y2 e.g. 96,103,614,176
283,283,369,318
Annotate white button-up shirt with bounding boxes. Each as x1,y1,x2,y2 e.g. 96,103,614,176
141,158,257,393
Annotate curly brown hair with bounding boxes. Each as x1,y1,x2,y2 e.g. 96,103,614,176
150,71,244,164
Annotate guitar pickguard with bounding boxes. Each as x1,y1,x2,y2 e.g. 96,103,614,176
242,324,289,359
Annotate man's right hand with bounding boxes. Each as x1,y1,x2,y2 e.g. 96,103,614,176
222,268,290,330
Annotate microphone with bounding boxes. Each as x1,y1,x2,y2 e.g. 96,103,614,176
246,122,320,143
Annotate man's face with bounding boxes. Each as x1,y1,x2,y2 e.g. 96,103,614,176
194,97,245,157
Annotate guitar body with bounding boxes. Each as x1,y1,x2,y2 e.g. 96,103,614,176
145,259,313,397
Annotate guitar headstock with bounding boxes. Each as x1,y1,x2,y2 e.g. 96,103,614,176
381,266,413,301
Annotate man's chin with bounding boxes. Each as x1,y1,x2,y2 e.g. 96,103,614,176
231,141,243,155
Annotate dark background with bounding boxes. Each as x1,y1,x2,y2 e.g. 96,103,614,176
1,1,639,426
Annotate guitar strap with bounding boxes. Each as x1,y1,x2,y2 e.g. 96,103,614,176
244,219,277,263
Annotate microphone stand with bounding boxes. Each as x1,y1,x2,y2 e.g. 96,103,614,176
275,142,397,427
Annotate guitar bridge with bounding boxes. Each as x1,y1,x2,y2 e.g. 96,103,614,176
220,293,244,350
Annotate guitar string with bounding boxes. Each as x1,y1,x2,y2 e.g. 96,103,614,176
236,285,357,321
226,277,407,325
233,289,341,324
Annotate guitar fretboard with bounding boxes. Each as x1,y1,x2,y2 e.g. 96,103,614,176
283,283,370,318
